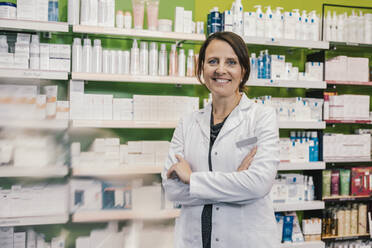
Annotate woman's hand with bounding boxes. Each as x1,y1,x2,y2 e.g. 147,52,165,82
237,146,257,172
166,154,193,184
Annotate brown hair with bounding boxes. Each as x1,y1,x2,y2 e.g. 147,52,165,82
196,32,250,92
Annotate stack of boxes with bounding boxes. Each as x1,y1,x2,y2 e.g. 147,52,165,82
327,94,370,121
326,56,370,82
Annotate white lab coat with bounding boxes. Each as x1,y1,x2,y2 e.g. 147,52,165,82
162,94,280,248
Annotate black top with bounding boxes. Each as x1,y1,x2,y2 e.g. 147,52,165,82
201,111,228,248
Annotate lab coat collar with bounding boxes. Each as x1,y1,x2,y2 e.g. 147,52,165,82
195,94,253,140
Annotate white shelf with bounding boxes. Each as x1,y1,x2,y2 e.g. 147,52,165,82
280,241,325,248
0,214,69,227
243,36,329,49
72,165,163,178
274,201,325,212
0,18,69,32
278,121,326,129
71,120,178,129
247,79,326,89
71,72,199,85
325,158,372,163
72,209,180,223
73,25,205,42
0,119,69,130
0,166,68,178
278,162,325,171
0,68,68,81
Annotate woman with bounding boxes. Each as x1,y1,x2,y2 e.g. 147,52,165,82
162,32,280,247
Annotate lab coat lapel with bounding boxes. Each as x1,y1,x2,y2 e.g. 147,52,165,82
215,94,253,143
195,102,212,140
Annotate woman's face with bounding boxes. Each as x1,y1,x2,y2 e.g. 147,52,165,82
202,39,243,98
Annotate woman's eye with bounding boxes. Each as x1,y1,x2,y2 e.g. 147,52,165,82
208,59,217,64
227,60,237,65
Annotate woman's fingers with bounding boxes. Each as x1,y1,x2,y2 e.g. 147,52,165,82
237,146,257,172
166,164,177,178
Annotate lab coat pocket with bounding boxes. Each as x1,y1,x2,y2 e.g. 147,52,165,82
235,136,257,162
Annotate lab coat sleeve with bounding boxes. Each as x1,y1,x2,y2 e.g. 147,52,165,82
189,107,279,203
162,116,218,206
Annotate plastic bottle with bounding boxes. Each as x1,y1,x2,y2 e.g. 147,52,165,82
186,49,195,77
308,176,315,201
169,44,178,76
311,131,319,162
68,0,80,25
331,11,338,41
336,13,344,42
273,7,284,39
158,44,168,76
149,42,158,76
254,5,264,37
301,10,309,40
264,6,273,38
130,39,140,75
304,176,309,201
365,13,372,44
82,38,92,73
257,52,264,79
72,38,82,72
309,11,319,41
139,41,148,75
116,10,124,28
92,39,102,73
109,50,117,74
122,51,130,74
102,49,109,73
178,49,186,77
48,0,59,22
249,53,257,80
357,11,364,43
0,35,8,53
30,35,40,70
244,12,256,37
210,7,222,34
263,50,271,79
233,0,243,36
293,9,301,40
284,11,295,39
325,11,332,41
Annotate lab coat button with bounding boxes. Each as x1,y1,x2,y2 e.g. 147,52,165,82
214,151,217,155
216,207,219,211
216,238,219,242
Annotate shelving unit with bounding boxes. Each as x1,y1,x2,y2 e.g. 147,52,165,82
326,120,371,124
71,120,178,129
0,68,68,81
71,72,200,85
73,25,205,42
324,158,372,163
0,119,69,130
246,79,326,89
278,162,326,171
72,209,180,223
0,18,69,33
273,201,325,212
326,80,372,86
243,36,330,49
280,241,325,248
322,195,371,202
278,121,326,129
72,165,163,178
322,234,371,241
0,214,69,227
0,166,68,178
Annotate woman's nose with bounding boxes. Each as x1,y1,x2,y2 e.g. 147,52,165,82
215,63,226,74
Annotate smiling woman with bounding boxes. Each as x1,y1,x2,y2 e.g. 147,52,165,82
162,31,280,248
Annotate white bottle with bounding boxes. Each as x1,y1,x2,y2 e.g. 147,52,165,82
116,10,124,28
97,0,105,26
293,9,301,40
92,39,102,73
102,49,110,73
308,176,315,201
365,13,372,44
109,50,117,74
186,49,194,77
244,12,256,37
336,13,344,42
301,10,309,40
158,43,168,76
264,6,273,38
273,7,284,39
139,41,148,75
357,11,364,43
249,53,257,80
254,5,264,37
82,38,92,72
106,0,115,27
325,10,332,41
169,44,178,76
30,35,40,70
0,35,8,53
309,10,319,41
81,0,98,26
68,0,80,25
284,11,295,39
149,42,158,76
72,38,82,72
233,0,243,36
122,50,130,74
130,39,139,75
117,50,123,74
331,11,337,41
178,49,185,77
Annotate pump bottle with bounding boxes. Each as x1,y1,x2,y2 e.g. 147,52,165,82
130,39,140,75
264,6,273,38
82,38,92,73
254,5,264,38
158,44,168,76
169,44,178,76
